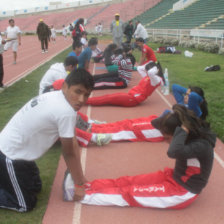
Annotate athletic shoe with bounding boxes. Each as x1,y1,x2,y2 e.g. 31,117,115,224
96,133,112,146
63,170,75,201
42,50,45,53
45,50,48,53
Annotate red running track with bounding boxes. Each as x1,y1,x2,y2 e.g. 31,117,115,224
2,36,224,224
2,35,72,87
42,61,224,224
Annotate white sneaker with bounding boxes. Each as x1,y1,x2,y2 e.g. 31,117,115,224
45,50,48,53
42,50,45,54
96,134,112,146
63,170,75,201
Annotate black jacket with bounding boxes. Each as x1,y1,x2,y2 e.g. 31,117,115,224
167,127,216,194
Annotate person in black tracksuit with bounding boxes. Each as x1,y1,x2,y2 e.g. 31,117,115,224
93,47,136,90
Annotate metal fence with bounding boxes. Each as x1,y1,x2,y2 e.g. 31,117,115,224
147,28,224,49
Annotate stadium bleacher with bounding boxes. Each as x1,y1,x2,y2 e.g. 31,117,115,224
0,0,223,34
0,0,159,33
136,0,224,30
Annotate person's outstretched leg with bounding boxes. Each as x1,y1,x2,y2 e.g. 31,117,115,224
86,92,138,107
63,168,198,208
82,168,198,208
91,116,164,142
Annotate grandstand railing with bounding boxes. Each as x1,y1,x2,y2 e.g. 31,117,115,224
147,28,224,49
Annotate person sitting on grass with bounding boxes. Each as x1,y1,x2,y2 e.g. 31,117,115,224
86,61,164,107
78,37,98,71
63,104,216,210
39,56,78,95
67,41,83,60
0,69,94,212
172,84,208,120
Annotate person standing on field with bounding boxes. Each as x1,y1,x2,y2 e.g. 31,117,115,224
110,13,125,48
4,19,21,64
36,19,51,53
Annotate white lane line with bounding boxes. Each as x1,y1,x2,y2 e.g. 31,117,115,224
72,63,96,224
214,152,224,168
156,89,224,168
155,89,172,108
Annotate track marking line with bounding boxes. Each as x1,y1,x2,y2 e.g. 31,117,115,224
72,63,96,224
156,89,224,168
214,152,224,168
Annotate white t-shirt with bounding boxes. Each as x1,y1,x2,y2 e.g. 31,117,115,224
0,91,76,161
39,63,67,95
51,28,56,37
134,23,148,39
62,27,67,36
80,37,88,47
5,26,21,39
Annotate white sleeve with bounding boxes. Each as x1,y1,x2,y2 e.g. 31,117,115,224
16,26,21,34
57,114,76,138
134,24,140,36
147,66,161,86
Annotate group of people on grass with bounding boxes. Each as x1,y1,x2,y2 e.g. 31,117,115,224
0,14,216,214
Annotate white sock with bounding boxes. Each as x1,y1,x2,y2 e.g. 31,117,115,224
91,134,97,143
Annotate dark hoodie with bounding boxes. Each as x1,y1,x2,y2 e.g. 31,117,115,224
36,22,51,40
167,126,216,194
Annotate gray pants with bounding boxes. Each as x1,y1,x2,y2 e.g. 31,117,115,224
113,36,123,48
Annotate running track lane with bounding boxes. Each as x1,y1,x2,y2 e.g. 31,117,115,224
2,35,72,86
42,61,224,224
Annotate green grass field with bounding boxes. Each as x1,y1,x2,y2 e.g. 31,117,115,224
0,36,223,223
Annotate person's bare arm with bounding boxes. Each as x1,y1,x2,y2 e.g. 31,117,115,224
139,52,146,65
84,60,90,70
60,137,86,201
18,32,21,45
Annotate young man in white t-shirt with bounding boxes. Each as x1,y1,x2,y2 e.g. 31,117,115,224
0,68,94,212
4,19,21,64
39,56,78,95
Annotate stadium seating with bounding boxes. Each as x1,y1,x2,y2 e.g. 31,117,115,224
85,0,160,31
0,0,158,33
134,0,176,26
136,0,224,30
